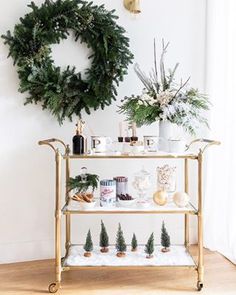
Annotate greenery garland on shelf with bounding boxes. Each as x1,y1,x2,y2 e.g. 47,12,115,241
68,173,99,193
1,0,133,124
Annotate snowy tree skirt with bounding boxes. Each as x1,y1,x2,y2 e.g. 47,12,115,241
64,245,195,267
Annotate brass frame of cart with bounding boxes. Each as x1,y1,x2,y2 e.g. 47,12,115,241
38,138,220,293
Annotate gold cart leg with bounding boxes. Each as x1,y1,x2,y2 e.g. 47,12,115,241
65,145,71,254
49,150,62,293
184,159,190,249
197,152,204,291
65,216,71,253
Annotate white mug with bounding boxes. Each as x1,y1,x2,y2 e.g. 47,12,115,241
91,136,112,153
144,136,158,152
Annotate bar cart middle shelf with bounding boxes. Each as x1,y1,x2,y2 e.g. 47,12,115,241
38,138,220,293
62,200,197,215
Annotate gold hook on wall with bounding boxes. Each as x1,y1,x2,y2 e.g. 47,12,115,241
123,0,141,14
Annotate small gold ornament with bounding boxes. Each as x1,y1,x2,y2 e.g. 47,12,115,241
153,190,168,206
173,191,190,207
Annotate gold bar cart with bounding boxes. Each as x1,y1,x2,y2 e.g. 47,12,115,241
38,138,220,293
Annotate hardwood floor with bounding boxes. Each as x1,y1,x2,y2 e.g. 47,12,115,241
0,247,235,295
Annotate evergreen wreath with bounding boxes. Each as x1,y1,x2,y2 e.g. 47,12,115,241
1,0,133,123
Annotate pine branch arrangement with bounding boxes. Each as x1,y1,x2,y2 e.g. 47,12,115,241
145,233,154,258
119,39,210,135
68,173,99,193
131,233,138,252
116,223,127,257
100,220,109,253
83,229,93,257
161,221,171,252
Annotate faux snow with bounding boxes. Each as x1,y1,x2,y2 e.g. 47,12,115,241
64,245,195,267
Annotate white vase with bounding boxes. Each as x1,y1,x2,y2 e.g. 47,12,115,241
158,121,174,152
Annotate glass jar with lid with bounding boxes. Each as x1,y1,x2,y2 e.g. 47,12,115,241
132,168,151,201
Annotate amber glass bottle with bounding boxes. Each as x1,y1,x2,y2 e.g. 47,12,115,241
73,122,85,155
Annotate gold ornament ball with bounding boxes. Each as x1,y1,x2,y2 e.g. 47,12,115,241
173,191,190,207
153,190,168,206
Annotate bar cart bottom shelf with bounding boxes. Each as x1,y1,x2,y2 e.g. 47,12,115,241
63,245,196,267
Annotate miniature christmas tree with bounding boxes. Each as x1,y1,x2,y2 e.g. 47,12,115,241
116,223,127,257
83,229,93,257
131,233,138,252
100,220,109,253
161,221,171,252
145,232,154,258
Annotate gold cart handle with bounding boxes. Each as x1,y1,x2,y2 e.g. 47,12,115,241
38,138,69,154
186,138,221,154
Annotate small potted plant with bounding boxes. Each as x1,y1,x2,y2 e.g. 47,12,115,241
161,221,171,252
100,220,109,253
83,229,93,257
131,233,138,252
68,167,99,209
145,233,154,259
116,223,127,257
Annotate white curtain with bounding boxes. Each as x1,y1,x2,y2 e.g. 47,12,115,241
204,0,236,263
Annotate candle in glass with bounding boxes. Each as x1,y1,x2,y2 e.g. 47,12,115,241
131,122,138,142
118,122,124,142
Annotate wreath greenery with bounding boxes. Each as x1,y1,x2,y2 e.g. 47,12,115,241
2,0,133,123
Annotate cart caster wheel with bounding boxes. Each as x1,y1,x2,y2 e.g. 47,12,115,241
48,282,59,293
197,281,203,291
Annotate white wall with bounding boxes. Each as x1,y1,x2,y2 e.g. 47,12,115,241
0,0,206,263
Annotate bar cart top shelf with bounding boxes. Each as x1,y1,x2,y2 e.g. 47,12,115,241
64,153,197,159
38,138,220,159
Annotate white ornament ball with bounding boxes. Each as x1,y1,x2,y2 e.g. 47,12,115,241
173,192,190,207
